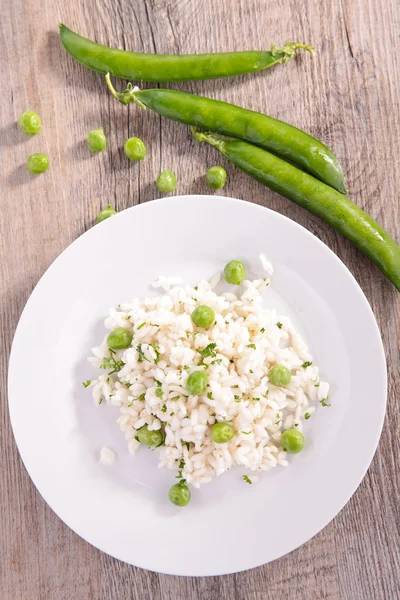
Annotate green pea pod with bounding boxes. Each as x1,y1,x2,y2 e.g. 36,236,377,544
59,24,312,82
193,129,400,291
106,79,345,193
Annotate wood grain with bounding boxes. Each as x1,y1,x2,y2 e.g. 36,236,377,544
1,0,399,598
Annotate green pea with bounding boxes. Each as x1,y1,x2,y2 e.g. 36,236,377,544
107,328,133,350
26,153,49,174
280,428,304,454
124,136,146,161
87,128,106,152
186,370,208,395
269,365,291,387
168,482,191,507
18,111,41,136
206,166,227,189
137,425,165,448
191,305,215,329
223,260,246,285
210,422,234,444
156,170,176,193
96,204,117,224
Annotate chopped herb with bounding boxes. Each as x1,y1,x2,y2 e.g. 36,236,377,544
294,423,299,427
197,343,217,360
241,431,251,435
182,441,191,450
125,315,131,321
234,395,241,402
192,297,198,302
82,380,91,388
137,322,146,330
320,397,331,407
314,382,320,387
276,322,283,329
246,343,256,350
151,323,159,328
99,354,125,374
211,358,223,365
242,475,252,484
183,365,190,372
275,420,282,425
260,327,265,333
302,361,313,368
138,393,146,401
207,392,214,400
249,369,253,374
127,401,133,407
155,387,163,399
253,397,260,402
136,343,148,363
160,404,167,412
304,412,311,420
194,286,198,291
171,395,180,401
150,341,161,364
155,379,162,386
170,412,175,417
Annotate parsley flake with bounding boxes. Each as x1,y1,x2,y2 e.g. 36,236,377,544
302,361,313,368
82,380,91,388
260,327,265,333
160,404,167,412
207,392,214,400
276,322,283,329
246,343,256,350
242,475,252,484
304,412,311,420
234,395,241,402
137,322,146,330
319,397,331,407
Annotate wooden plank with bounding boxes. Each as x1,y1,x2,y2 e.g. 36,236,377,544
1,0,399,598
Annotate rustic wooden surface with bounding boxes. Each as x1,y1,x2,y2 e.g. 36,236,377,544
1,0,399,598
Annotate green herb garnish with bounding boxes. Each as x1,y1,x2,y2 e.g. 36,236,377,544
82,380,91,388
276,322,283,329
242,475,252,484
137,322,146,330
246,343,256,349
319,397,331,407
304,412,311,420
260,327,265,333
302,361,312,368
161,403,167,412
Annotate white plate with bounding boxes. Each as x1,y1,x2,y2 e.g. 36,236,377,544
8,195,386,576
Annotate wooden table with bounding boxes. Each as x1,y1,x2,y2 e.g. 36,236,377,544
1,0,399,598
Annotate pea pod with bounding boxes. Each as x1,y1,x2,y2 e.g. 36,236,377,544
59,24,312,82
106,79,345,193
193,130,400,291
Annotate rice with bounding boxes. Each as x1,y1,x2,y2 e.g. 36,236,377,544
87,262,329,489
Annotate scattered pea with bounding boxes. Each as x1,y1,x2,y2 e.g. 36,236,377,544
223,260,246,285
124,136,146,161
137,425,165,448
18,111,41,136
26,153,49,174
156,169,176,193
191,305,215,329
87,128,106,152
186,370,208,395
280,428,304,454
168,482,191,506
206,166,227,189
211,422,234,444
269,365,291,387
107,328,133,350
96,204,117,224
